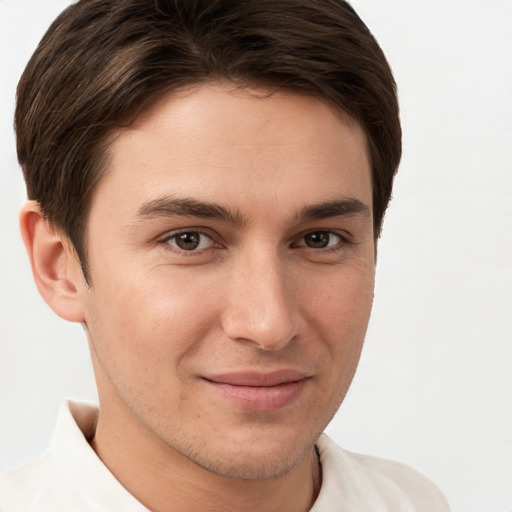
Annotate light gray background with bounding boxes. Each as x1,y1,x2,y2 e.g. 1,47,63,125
1,1,511,511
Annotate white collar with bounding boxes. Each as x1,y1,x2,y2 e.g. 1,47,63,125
50,400,149,510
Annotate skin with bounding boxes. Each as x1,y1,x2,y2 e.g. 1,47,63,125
21,83,376,512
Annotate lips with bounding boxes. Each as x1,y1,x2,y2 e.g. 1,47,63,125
202,370,310,411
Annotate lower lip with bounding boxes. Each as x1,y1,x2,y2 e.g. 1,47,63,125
204,379,308,412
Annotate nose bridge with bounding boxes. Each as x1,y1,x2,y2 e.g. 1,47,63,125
222,244,299,350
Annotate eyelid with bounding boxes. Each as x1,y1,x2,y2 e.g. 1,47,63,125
156,227,354,255
158,228,220,253
292,229,352,248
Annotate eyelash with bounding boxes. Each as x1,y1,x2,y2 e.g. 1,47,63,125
292,231,349,251
158,229,352,256
160,229,218,254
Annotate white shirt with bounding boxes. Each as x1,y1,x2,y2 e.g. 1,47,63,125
0,401,450,511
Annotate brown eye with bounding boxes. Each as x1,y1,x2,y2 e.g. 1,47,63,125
175,232,200,250
167,231,214,251
303,231,336,248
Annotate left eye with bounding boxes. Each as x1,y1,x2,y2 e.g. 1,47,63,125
166,231,215,251
297,231,342,249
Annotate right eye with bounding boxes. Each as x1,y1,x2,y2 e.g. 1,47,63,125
164,231,215,252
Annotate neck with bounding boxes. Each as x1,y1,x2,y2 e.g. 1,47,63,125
91,401,322,512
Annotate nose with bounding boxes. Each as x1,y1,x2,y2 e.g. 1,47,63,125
221,249,300,351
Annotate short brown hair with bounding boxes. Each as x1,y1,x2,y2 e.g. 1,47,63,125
16,0,401,282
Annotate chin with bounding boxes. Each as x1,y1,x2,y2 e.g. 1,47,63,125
181,426,318,481
195,448,306,481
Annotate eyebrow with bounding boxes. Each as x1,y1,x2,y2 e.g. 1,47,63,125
136,196,370,225
137,196,246,225
296,198,371,222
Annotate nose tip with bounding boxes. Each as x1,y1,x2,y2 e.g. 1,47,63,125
221,257,300,351
222,304,298,351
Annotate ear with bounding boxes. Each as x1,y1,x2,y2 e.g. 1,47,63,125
20,201,86,323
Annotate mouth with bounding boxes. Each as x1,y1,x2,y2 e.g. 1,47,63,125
202,370,311,412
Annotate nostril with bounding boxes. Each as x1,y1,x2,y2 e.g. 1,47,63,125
221,306,299,351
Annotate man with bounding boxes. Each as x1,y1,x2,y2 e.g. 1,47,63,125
0,0,450,510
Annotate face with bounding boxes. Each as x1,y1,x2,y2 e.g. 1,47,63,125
77,83,375,479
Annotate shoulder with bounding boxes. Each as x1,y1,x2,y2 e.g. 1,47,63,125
0,401,94,511
314,434,450,512
0,401,148,512
0,452,87,512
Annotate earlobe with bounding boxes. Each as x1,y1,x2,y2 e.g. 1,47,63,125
20,201,86,323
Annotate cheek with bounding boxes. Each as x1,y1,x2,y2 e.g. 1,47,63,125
83,269,221,382
305,263,374,326
303,264,375,369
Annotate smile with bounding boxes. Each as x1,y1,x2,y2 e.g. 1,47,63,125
202,370,310,412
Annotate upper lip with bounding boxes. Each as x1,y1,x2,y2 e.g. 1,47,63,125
203,370,310,387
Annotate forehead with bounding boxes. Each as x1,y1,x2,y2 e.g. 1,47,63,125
128,83,367,161
91,83,372,222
